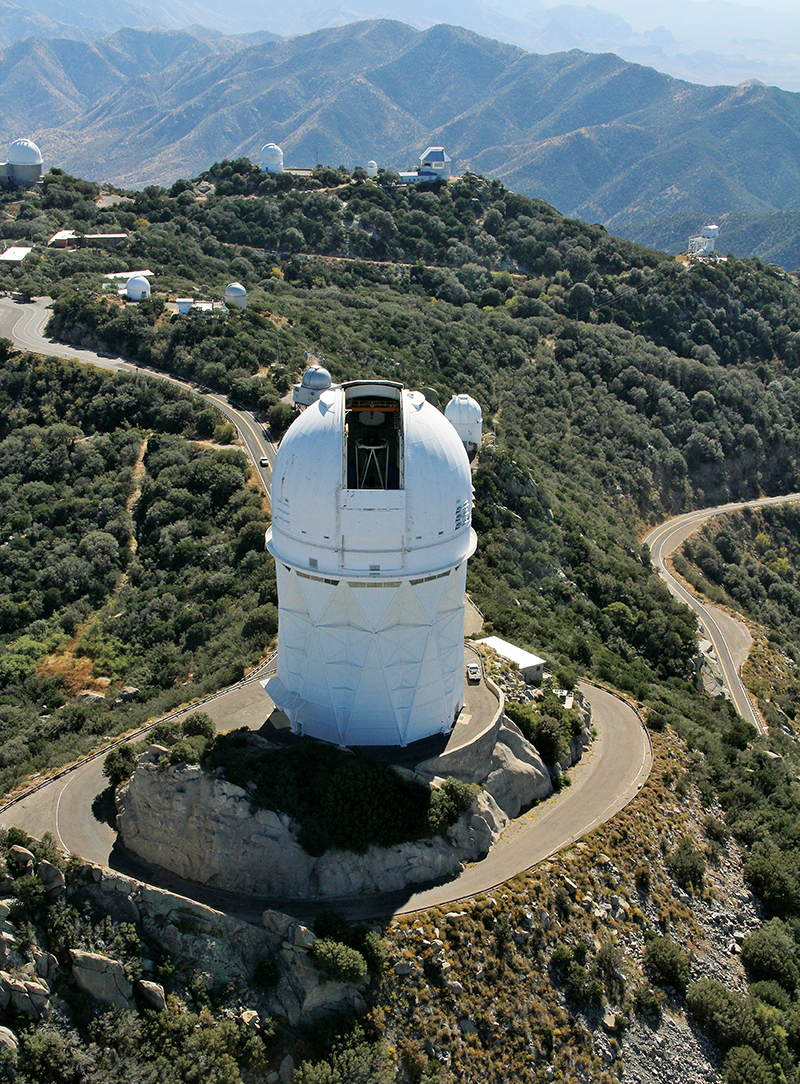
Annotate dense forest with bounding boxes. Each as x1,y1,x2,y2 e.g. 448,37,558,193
0,352,274,793
2,160,800,1082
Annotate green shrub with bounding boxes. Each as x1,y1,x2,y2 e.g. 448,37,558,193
667,835,706,889
11,874,47,917
749,980,792,1011
740,920,800,993
643,934,691,991
686,978,756,1049
102,745,137,787
182,712,215,740
632,982,663,1018
703,815,730,842
722,1045,776,1084
168,735,208,765
312,939,368,984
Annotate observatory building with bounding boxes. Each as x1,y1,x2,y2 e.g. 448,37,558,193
225,281,247,309
418,146,452,180
0,139,43,187
445,393,482,455
261,143,284,174
125,274,151,301
688,224,719,258
293,363,332,408
265,379,477,747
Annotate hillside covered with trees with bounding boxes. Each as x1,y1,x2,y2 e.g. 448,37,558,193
3,161,800,1082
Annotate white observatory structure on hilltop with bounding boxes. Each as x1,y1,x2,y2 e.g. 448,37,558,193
445,393,482,455
0,138,44,187
265,379,477,747
261,143,284,174
688,224,720,258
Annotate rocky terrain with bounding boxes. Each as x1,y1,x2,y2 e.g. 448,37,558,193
0,838,371,1053
116,694,592,901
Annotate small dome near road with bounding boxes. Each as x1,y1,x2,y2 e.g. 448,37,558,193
8,138,42,166
445,392,482,452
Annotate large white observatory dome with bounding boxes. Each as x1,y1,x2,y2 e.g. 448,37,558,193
265,379,477,747
126,274,151,301
8,139,42,166
366,160,378,178
261,143,284,174
224,281,247,309
445,393,482,452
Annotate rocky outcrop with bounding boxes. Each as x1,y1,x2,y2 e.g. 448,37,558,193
0,1027,17,1054
135,980,166,1010
117,764,498,900
117,691,593,901
70,950,134,1010
482,718,553,818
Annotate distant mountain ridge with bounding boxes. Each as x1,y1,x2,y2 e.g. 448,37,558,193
5,20,800,265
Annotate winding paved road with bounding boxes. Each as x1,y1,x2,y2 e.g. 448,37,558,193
644,495,800,735
0,296,657,917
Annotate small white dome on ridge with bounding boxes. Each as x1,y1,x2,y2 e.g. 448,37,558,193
126,274,151,301
8,138,42,166
261,143,284,174
224,281,247,309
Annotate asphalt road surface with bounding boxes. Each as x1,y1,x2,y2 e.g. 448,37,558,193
644,494,800,734
2,296,655,917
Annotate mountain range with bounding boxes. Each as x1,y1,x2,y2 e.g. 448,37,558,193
3,0,800,92
5,20,800,264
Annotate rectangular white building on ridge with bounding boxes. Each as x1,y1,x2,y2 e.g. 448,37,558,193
476,636,545,684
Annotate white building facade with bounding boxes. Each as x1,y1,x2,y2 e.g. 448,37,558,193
265,380,477,746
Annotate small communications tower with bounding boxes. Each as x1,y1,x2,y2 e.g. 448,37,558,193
265,379,477,746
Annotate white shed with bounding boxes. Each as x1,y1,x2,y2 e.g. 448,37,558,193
476,636,545,684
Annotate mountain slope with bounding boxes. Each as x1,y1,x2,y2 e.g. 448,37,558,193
6,20,800,262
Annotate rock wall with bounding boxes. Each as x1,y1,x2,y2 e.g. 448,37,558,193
117,694,593,902
117,766,507,900
0,846,367,1029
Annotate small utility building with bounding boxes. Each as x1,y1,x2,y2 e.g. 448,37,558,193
476,636,545,684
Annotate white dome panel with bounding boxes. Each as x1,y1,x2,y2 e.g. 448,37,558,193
8,138,42,166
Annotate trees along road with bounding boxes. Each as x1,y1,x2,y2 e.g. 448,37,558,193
1,295,784,917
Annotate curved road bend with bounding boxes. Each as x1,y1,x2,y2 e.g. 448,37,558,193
1,295,653,917
644,495,800,735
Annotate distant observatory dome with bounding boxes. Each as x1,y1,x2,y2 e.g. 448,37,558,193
8,138,42,166
445,393,482,453
126,274,151,301
265,379,477,747
261,143,284,174
293,363,332,408
224,281,247,309
366,160,379,178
